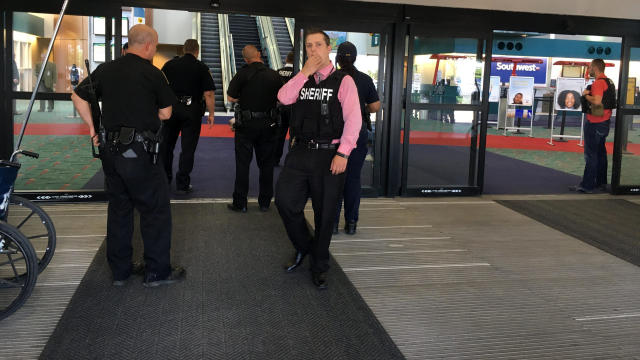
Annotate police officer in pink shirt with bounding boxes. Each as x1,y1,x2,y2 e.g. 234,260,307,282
275,29,361,290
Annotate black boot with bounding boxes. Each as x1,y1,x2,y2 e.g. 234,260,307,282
284,251,306,272
344,220,357,235
312,271,328,290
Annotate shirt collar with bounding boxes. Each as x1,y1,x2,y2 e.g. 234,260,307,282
315,63,335,81
596,73,607,79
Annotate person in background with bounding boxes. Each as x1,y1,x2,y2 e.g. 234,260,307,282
70,64,80,117
35,52,56,112
274,51,295,166
12,57,20,115
332,41,380,236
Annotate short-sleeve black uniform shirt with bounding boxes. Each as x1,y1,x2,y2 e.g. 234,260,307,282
161,53,216,98
227,62,283,112
74,53,175,132
351,69,379,110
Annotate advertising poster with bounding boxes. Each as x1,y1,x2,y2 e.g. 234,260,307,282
508,76,534,106
489,76,501,103
554,77,585,112
325,31,347,48
627,77,636,105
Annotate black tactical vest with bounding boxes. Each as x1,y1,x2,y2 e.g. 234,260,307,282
291,69,346,141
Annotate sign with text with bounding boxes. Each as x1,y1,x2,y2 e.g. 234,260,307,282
491,58,547,85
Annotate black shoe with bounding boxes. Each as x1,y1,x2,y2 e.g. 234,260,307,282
143,266,186,288
175,184,193,194
598,184,608,192
284,251,306,272
568,185,593,194
112,278,128,286
344,221,357,235
227,203,247,213
312,271,328,290
132,261,145,275
332,223,339,235
259,205,269,212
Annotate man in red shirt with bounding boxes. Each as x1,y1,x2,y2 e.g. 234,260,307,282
571,59,613,193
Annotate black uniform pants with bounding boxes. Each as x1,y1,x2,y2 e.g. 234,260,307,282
161,102,203,189
102,141,172,281
273,108,291,164
38,83,54,111
275,146,345,273
233,122,277,208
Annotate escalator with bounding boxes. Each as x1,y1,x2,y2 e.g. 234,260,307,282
227,14,263,70
271,17,293,65
200,13,225,110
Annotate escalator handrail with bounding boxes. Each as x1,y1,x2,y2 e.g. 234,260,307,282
218,14,236,111
285,17,295,48
256,16,282,70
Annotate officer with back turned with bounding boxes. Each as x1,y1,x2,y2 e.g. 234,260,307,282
161,39,216,194
71,24,185,287
274,51,295,166
226,45,283,212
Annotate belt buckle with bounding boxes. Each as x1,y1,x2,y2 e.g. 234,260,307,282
308,140,319,150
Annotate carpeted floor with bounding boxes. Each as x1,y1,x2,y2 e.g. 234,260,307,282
497,199,640,267
39,203,404,360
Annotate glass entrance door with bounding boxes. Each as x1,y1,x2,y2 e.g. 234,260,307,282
401,29,488,195
613,39,640,193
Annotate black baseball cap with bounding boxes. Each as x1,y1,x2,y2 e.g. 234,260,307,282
337,41,357,60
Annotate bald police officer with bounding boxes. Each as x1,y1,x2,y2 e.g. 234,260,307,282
161,39,216,194
72,24,185,287
226,45,283,212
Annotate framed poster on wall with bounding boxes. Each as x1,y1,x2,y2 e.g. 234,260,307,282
508,76,534,106
554,77,584,111
627,77,636,105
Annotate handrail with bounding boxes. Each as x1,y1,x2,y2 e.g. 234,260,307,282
218,14,236,112
256,16,281,70
285,17,295,48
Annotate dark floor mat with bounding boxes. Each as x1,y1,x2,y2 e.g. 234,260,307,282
40,203,404,360
497,199,640,266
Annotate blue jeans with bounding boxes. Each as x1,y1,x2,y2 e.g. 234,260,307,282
335,129,369,224
581,120,610,190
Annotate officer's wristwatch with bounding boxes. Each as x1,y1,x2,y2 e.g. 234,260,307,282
336,152,348,159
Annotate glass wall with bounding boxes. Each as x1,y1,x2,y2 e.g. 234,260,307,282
12,13,102,192
618,47,640,186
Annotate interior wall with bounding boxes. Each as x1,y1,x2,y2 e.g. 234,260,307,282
354,0,640,20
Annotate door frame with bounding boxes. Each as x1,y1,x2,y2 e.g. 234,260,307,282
612,36,640,194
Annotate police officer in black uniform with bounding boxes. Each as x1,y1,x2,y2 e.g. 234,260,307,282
274,51,295,166
276,30,361,289
226,45,283,212
161,39,216,194
71,24,185,287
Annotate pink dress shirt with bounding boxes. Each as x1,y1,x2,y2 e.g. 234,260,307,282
277,63,362,156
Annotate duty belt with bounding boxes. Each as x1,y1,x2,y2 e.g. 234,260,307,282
241,110,271,119
106,131,147,143
293,138,339,150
